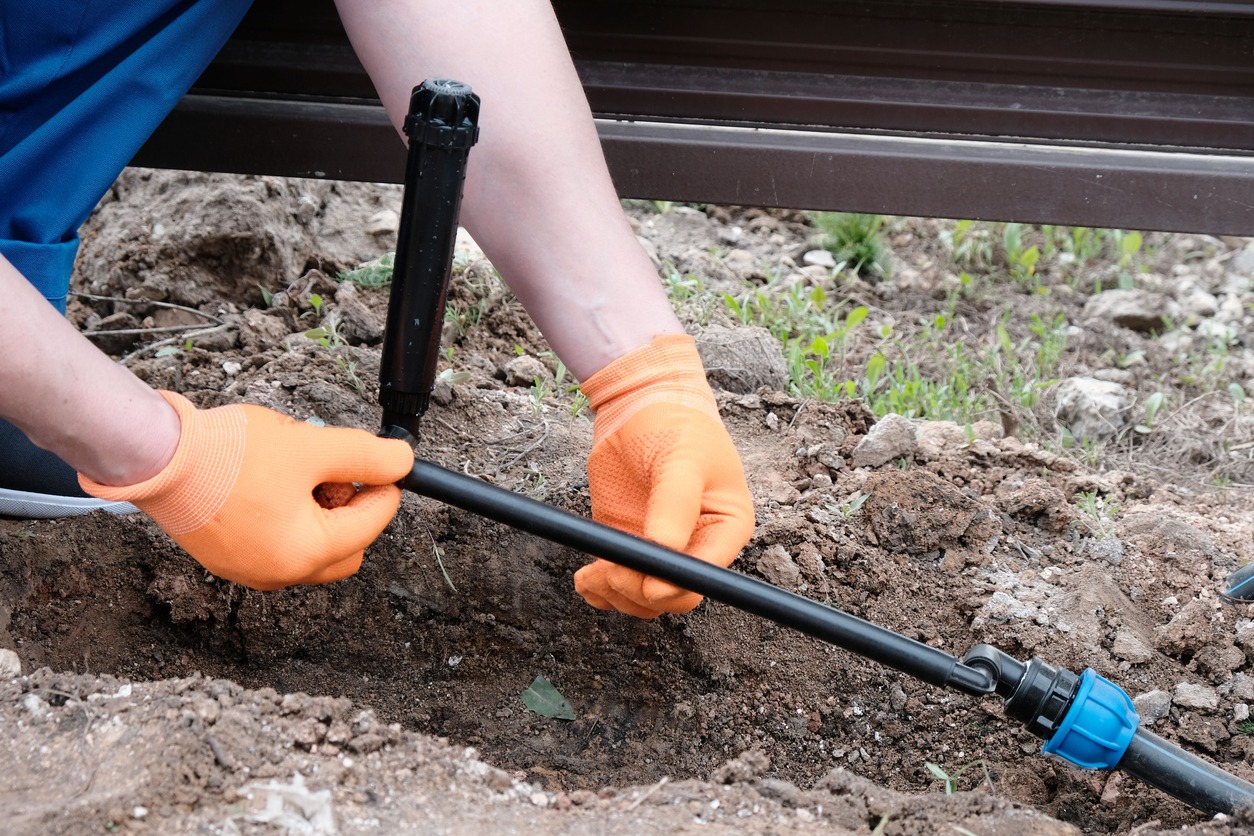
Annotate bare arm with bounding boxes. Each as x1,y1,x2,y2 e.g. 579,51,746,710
333,0,683,381
0,253,179,485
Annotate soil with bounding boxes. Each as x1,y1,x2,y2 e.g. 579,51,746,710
4,168,1254,835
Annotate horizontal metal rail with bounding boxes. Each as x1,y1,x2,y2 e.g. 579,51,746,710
132,0,1254,234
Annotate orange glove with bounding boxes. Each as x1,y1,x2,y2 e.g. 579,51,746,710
80,391,413,590
574,335,754,618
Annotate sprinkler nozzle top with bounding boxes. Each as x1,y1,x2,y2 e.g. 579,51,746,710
406,79,480,149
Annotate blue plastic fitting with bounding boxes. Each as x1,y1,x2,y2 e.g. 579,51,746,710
1042,669,1139,770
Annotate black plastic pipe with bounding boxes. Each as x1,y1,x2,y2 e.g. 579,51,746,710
1120,727,1254,816
403,458,995,697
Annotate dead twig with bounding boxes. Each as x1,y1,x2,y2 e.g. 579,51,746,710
83,324,211,337
118,325,224,365
625,776,670,811
495,418,550,471
70,291,224,324
787,399,810,430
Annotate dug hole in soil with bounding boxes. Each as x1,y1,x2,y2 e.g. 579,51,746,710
4,168,1254,835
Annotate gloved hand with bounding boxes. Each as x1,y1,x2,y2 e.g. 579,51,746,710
80,390,413,590
574,334,754,618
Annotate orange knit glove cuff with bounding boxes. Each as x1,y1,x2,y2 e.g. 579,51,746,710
581,334,720,444
80,391,414,590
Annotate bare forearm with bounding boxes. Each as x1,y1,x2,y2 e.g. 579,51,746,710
334,0,682,381
0,254,178,485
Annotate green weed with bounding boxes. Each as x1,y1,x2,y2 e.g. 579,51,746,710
722,264,1069,429
811,212,890,279
1001,224,1041,290
337,252,395,288
1073,490,1120,539
925,759,993,795
943,220,995,271
336,355,364,393
1134,391,1166,435
830,492,869,520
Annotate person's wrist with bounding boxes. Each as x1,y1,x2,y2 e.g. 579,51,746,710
581,334,720,445
96,391,182,487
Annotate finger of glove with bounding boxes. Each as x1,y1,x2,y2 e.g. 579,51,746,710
307,427,414,485
301,549,365,586
575,560,663,619
598,580,664,619
602,563,675,619
319,483,403,558
640,453,706,552
687,510,755,571
638,505,753,611
639,576,704,614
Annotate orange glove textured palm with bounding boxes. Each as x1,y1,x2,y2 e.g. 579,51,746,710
79,391,413,590
574,334,754,618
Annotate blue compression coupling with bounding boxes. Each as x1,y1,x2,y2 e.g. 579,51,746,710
1042,669,1139,770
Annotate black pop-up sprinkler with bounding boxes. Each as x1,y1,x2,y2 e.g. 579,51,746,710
379,78,479,443
378,79,1254,818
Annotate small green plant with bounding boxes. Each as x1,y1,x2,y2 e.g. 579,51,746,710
1073,490,1120,539
663,267,705,305
794,305,871,399
436,367,472,385
336,355,364,392
529,375,553,413
1115,348,1146,369
1236,719,1254,736
154,345,182,358
1214,472,1233,498
944,219,996,270
831,491,870,520
304,318,347,349
1002,223,1042,289
1134,391,1166,435
811,211,890,278
1114,230,1144,288
522,464,548,499
1057,427,1100,466
337,252,395,288
1042,224,1105,275
925,759,992,795
301,294,364,391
